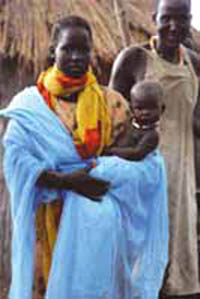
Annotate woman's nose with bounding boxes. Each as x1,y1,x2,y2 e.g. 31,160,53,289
71,50,82,61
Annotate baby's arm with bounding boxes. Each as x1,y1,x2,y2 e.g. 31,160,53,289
103,129,159,161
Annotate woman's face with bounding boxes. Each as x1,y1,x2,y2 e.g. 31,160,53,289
155,0,191,50
54,26,92,78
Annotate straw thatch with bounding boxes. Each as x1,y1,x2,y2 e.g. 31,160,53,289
0,0,156,77
1,0,199,82
0,0,199,77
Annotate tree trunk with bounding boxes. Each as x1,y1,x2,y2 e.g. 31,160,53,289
0,120,11,299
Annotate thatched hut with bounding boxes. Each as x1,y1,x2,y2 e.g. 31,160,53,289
0,0,156,92
0,0,200,297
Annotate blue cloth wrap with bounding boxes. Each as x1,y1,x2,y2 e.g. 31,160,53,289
0,87,169,299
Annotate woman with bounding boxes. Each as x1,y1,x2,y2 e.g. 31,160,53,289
0,16,168,299
109,0,200,297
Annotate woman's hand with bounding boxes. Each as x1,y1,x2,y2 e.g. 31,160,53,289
66,166,110,201
36,165,110,201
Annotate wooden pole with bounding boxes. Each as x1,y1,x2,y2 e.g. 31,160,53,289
113,0,131,47
0,120,11,299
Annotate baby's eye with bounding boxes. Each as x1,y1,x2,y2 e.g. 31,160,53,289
81,47,91,55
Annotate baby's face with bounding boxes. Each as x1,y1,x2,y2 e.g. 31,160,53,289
131,94,162,125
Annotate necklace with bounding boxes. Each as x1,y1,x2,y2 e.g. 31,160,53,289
132,119,160,131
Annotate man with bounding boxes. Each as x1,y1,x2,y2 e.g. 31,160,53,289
109,0,200,298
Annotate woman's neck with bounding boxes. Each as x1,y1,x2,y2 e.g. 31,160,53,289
58,91,80,103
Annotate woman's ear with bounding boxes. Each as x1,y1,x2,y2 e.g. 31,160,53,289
45,45,56,68
49,45,55,60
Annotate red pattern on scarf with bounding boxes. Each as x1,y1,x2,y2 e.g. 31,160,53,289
75,122,101,158
37,70,103,159
37,81,54,110
57,74,87,88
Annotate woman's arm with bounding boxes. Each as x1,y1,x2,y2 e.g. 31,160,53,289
4,120,109,202
36,167,110,201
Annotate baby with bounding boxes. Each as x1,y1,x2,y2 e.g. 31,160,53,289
104,80,165,160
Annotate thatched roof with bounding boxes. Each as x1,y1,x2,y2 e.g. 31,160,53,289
0,0,156,75
0,0,199,77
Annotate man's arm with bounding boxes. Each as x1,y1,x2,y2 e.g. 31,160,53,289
188,48,200,77
193,86,200,138
188,49,200,137
109,46,147,102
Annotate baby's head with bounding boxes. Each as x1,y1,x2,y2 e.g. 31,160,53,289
130,80,165,126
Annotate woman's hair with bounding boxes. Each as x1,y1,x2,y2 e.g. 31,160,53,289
46,15,93,67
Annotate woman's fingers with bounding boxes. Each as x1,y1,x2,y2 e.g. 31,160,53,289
84,164,94,173
84,160,97,172
74,177,110,200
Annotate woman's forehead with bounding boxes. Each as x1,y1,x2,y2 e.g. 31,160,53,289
59,26,91,43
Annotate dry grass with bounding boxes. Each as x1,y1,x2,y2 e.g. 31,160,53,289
0,0,199,75
0,0,154,74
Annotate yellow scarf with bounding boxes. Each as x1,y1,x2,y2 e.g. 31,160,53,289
37,65,111,158
36,66,112,285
